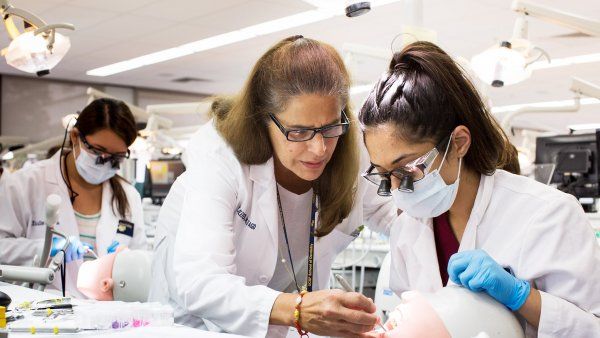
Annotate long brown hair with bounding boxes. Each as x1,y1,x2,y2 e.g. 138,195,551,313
212,36,360,236
359,41,519,175
73,98,138,218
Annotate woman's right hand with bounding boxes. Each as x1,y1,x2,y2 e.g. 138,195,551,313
299,289,378,337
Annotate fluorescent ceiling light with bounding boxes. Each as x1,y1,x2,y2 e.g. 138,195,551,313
568,123,600,131
492,97,600,114
529,53,600,71
88,1,402,77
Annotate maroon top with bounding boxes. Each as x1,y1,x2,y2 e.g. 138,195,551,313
433,212,460,286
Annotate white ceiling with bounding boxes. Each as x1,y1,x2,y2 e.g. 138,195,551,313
1,0,600,132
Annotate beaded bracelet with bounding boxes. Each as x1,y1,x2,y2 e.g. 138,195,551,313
293,291,309,337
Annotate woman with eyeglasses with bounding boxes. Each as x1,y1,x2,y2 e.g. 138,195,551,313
149,36,398,337
359,41,600,337
0,98,147,298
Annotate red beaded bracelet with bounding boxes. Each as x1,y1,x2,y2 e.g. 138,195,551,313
293,291,309,337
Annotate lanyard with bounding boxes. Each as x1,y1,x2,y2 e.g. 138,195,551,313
276,188,317,293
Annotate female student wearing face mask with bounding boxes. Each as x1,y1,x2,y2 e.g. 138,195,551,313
359,41,600,337
0,98,147,298
149,36,398,337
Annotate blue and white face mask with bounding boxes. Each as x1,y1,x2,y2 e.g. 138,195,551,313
75,139,118,185
391,135,461,218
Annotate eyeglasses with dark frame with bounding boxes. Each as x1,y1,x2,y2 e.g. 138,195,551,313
79,135,130,169
269,110,350,142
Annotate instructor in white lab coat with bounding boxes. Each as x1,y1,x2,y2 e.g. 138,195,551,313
149,36,397,337
359,41,600,337
0,98,147,298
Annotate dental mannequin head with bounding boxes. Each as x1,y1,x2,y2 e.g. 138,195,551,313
77,247,122,301
380,286,525,338
77,248,152,302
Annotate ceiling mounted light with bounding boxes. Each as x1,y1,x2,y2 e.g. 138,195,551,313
471,17,548,87
345,1,371,17
6,30,71,76
0,0,74,76
471,40,533,88
472,1,600,88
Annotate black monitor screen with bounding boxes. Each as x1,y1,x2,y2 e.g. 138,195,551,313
535,130,600,198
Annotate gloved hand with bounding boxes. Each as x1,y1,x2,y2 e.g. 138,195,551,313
447,250,530,311
50,236,93,263
107,240,120,254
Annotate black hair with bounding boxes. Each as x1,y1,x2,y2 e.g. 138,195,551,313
359,41,520,175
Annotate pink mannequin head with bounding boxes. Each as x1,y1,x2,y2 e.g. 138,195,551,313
370,286,524,338
77,247,127,300
381,291,450,338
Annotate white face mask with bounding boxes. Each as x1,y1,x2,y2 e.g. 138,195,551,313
392,136,461,218
75,139,118,185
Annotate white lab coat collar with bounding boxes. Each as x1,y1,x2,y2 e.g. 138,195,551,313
45,152,78,236
249,158,279,252
404,172,495,289
46,152,67,187
458,172,494,250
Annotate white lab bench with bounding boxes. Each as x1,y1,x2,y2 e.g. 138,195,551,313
0,282,246,338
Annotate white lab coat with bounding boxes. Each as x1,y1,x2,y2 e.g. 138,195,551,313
388,169,600,338
0,168,9,185
0,152,147,298
149,121,398,338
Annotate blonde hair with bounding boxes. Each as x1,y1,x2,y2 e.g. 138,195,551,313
212,36,360,236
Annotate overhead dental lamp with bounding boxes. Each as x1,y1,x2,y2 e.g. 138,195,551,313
471,17,548,87
0,0,75,76
472,0,600,88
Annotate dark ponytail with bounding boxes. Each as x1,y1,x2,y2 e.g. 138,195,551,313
359,41,519,175
74,98,138,218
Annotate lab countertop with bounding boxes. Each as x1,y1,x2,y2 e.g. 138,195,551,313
0,282,247,338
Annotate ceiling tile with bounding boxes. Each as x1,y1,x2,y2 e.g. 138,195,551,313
40,4,119,31
76,14,176,40
66,0,161,13
186,0,314,31
133,0,249,22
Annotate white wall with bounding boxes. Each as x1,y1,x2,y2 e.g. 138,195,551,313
0,76,206,145
1,76,89,144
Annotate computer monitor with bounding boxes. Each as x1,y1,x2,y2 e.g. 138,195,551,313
535,130,600,201
145,159,186,204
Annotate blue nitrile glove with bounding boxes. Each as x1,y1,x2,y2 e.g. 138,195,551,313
107,240,120,254
447,250,531,311
50,236,93,263
50,236,66,257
